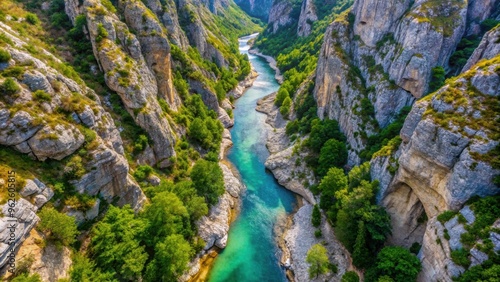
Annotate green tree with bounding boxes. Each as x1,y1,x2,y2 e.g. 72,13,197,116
306,244,330,278
317,139,348,177
70,253,116,282
143,192,190,244
275,88,289,106
280,96,292,117
90,205,148,280
341,271,360,282
173,180,209,222
308,119,345,153
352,221,371,268
370,246,421,282
38,207,78,246
312,204,321,227
145,234,193,281
190,159,224,206
428,66,445,93
318,167,348,215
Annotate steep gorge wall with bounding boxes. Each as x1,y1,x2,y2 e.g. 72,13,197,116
314,0,498,166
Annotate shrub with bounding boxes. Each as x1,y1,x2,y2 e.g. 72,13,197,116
0,48,11,62
369,246,421,282
312,204,321,227
429,66,446,93
275,88,289,106
38,207,78,246
33,90,52,102
437,210,457,224
25,13,40,25
95,24,108,43
1,78,20,95
341,271,359,282
133,165,153,181
280,96,292,117
451,249,471,268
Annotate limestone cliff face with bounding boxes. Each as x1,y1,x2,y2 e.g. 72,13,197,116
314,0,498,166
297,0,318,37
268,0,294,33
234,0,274,21
370,50,500,281
82,0,177,168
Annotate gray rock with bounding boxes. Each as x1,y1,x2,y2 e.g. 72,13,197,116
459,206,476,225
297,0,318,37
85,199,100,221
20,180,42,197
470,248,489,267
28,124,84,161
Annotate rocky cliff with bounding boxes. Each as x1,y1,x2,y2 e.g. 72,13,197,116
314,0,499,166
370,27,500,280
234,0,274,21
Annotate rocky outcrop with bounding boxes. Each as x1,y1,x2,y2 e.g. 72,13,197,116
84,0,177,168
463,25,500,71
314,0,498,166
370,54,500,281
283,204,352,282
0,22,145,210
297,0,317,37
257,93,316,204
465,0,500,36
268,0,294,33
197,163,243,250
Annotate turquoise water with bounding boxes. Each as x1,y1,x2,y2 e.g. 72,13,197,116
207,35,297,282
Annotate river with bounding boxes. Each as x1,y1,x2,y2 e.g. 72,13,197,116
207,34,297,281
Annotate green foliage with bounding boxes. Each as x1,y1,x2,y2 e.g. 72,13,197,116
366,246,421,282
448,37,481,76
454,254,500,282
33,89,52,102
145,234,193,281
11,274,42,282
275,88,289,106
480,19,500,33
312,204,321,227
133,165,153,182
102,0,117,13
1,77,21,95
451,249,471,268
317,139,348,177
308,119,346,153
96,24,108,43
188,117,223,152
437,210,458,224
360,106,410,161
190,159,224,206
318,167,347,213
410,242,422,255
280,96,292,117
0,48,10,62
341,271,360,282
38,207,78,246
90,205,148,280
70,253,116,281
133,134,149,153
352,221,371,268
306,244,330,278
428,66,446,93
25,13,40,25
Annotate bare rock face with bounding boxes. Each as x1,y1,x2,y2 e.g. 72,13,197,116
268,0,294,33
143,0,190,49
27,124,84,161
314,0,496,166
297,0,318,37
463,25,500,72
465,0,500,36
122,0,181,111
284,204,352,282
234,0,274,21
84,0,177,168
257,93,317,204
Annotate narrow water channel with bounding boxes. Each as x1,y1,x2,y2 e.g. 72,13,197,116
207,35,297,282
